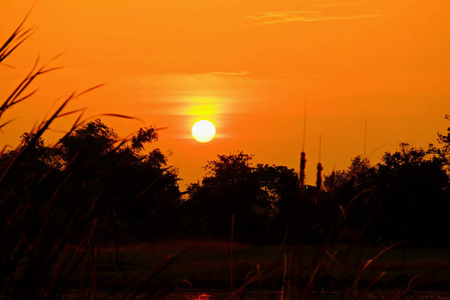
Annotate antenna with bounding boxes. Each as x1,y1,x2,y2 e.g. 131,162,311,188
318,134,322,163
299,95,307,193
367,140,390,158
364,117,367,158
302,95,307,152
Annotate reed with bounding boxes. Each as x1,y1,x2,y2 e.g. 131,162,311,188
0,16,182,300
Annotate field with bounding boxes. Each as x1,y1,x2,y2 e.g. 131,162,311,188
71,240,450,294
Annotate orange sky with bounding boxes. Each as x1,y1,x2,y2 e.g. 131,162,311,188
1,0,450,190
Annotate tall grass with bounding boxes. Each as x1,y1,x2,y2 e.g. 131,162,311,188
1,18,91,300
0,16,181,300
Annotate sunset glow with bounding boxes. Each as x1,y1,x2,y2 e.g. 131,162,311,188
1,0,449,189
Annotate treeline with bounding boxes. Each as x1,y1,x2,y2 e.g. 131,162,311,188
184,120,450,245
1,117,449,246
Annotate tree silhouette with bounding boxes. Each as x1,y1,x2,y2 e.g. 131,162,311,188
58,119,118,165
253,164,299,242
430,114,450,175
186,152,300,243
322,132,450,246
186,152,257,240
0,119,181,241
374,143,450,245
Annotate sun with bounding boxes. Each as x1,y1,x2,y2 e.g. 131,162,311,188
192,120,216,143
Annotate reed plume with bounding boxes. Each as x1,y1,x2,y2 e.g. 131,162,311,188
299,152,306,193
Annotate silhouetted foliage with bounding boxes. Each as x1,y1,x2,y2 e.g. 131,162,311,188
373,143,450,245
186,152,257,241
186,152,299,243
323,131,450,245
429,114,450,175
131,127,158,151
254,164,299,242
0,119,181,242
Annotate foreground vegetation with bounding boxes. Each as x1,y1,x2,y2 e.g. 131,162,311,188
59,240,450,299
91,241,450,286
1,14,449,300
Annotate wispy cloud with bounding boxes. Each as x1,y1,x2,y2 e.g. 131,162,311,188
248,8,377,25
209,71,251,76
314,3,361,8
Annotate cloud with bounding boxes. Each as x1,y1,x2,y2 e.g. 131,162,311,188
248,9,377,25
209,71,251,76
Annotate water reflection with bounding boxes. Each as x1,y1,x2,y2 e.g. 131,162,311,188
189,293,213,300
168,289,450,300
